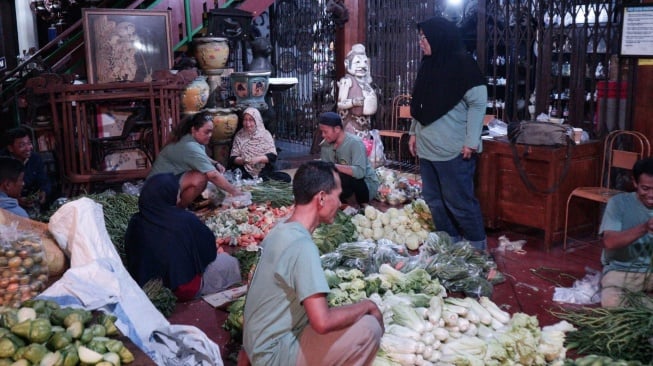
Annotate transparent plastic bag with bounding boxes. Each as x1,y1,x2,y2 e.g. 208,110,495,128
444,277,493,298
336,241,376,260
0,223,49,307
222,191,252,208
370,243,407,273
368,129,386,168
320,252,343,270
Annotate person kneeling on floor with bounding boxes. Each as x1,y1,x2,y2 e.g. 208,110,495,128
242,161,383,366
124,173,241,301
318,112,379,208
599,157,653,307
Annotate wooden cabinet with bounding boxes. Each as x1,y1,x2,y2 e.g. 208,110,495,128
476,138,601,250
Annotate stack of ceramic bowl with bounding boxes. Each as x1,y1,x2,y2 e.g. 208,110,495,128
190,37,238,165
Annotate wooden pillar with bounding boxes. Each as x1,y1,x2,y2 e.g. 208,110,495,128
335,0,366,80
632,62,653,142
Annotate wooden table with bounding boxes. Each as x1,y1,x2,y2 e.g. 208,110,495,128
476,138,602,250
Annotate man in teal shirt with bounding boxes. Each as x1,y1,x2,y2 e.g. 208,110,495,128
318,112,379,207
242,161,383,366
599,157,653,307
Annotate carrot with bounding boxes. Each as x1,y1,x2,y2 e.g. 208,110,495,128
394,261,405,271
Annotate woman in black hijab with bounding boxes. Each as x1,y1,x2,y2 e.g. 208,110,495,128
408,17,488,252
125,173,241,301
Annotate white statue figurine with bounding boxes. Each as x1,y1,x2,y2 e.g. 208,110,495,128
337,44,377,137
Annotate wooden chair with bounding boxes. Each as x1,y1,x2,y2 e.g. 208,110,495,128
563,130,651,249
378,94,412,169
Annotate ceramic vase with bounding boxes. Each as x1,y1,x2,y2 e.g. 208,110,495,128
205,107,238,141
181,76,210,113
194,37,230,70
229,71,271,110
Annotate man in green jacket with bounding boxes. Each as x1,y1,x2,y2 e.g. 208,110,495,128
318,112,379,207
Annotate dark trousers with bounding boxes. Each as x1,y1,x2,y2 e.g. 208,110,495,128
339,173,370,205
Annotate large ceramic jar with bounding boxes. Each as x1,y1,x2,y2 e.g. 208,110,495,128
230,71,271,110
181,76,210,113
194,37,229,70
205,107,238,142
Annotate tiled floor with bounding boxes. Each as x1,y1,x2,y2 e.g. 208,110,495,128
165,142,604,364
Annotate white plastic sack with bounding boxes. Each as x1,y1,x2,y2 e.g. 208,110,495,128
40,197,223,365
552,267,601,305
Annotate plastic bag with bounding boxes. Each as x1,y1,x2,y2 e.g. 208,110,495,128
368,129,386,168
320,252,343,270
122,180,145,195
445,276,493,298
370,243,407,273
0,223,48,307
222,191,252,208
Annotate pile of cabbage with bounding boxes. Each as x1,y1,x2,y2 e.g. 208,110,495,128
351,203,433,250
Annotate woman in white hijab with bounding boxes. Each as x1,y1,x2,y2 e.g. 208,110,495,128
230,107,291,183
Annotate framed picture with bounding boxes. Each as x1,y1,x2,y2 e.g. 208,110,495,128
82,9,173,84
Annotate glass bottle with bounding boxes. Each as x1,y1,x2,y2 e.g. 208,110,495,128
561,61,571,77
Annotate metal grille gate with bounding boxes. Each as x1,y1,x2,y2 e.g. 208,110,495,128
269,0,630,145
269,0,336,146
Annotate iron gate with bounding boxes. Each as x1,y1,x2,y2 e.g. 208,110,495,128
269,0,336,146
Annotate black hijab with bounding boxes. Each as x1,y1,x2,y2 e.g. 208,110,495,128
124,173,217,290
410,17,485,125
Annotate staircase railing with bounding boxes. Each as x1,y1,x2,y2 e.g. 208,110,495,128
0,0,214,124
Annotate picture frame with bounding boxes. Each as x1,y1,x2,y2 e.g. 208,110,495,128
82,9,173,84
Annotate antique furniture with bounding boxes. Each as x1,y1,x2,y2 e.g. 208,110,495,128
476,138,601,250
30,72,186,196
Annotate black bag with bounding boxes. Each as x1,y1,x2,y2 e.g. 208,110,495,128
508,121,573,194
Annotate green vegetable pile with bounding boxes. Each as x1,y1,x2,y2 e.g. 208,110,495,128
564,355,647,366
312,211,357,255
232,250,259,282
142,279,177,318
0,299,134,365
325,265,444,307
247,180,294,207
553,299,653,363
222,297,245,343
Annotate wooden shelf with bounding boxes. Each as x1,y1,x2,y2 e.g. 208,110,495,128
29,72,188,195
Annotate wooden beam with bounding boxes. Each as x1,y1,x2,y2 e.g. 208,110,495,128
336,0,366,80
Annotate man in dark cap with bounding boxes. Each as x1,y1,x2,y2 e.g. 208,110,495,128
318,112,378,207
